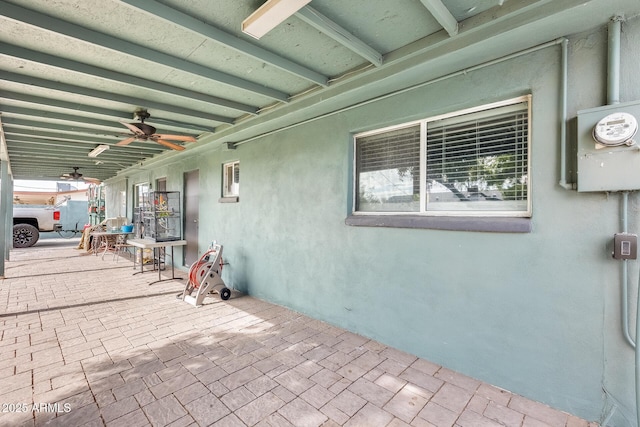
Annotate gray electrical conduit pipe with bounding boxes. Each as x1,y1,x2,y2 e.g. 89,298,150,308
558,38,572,189
234,38,567,148
622,192,635,349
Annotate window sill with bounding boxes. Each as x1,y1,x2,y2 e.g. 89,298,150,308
345,214,531,233
218,196,239,203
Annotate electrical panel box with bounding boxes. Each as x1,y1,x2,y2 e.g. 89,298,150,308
577,100,640,192
613,233,637,260
141,191,182,242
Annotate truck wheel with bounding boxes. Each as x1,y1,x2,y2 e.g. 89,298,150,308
13,224,40,248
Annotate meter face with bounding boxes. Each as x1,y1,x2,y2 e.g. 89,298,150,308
593,112,638,145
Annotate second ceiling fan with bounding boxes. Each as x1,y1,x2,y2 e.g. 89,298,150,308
60,167,101,184
116,110,196,151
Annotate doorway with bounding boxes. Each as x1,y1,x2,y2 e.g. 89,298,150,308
156,178,166,192
183,170,199,266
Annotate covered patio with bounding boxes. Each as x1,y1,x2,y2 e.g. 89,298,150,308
4,0,640,425
0,240,594,426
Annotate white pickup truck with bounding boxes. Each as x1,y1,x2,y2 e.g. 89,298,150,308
13,205,63,248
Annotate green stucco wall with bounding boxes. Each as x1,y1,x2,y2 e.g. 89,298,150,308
107,18,640,424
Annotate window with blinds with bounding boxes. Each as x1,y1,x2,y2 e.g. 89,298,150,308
354,95,531,216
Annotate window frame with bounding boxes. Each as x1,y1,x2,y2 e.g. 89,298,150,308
134,182,150,211
221,161,240,201
352,95,532,219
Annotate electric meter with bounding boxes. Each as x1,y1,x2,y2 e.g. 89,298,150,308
577,101,640,192
592,111,638,146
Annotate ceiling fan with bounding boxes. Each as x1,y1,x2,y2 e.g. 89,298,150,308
116,109,196,151
60,167,101,184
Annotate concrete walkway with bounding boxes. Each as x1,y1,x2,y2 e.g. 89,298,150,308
0,239,597,427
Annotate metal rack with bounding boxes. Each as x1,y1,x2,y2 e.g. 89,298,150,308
141,191,182,242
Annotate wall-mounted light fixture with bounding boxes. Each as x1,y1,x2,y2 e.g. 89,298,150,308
241,0,312,39
88,144,109,157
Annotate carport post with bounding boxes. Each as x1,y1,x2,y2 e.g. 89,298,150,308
0,159,10,277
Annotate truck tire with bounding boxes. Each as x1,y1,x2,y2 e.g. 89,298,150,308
13,224,40,248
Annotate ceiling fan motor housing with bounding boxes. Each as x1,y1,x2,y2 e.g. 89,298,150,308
133,122,157,136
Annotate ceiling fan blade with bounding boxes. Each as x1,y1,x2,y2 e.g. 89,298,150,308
83,177,102,184
154,134,197,142
120,121,147,136
115,136,136,146
155,139,185,151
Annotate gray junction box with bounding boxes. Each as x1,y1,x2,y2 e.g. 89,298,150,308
576,100,640,192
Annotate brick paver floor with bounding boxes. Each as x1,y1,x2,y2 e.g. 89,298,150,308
0,239,598,426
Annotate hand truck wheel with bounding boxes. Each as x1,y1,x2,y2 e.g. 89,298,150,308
220,287,231,300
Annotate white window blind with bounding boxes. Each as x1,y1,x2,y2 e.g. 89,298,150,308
426,101,529,213
356,125,420,212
